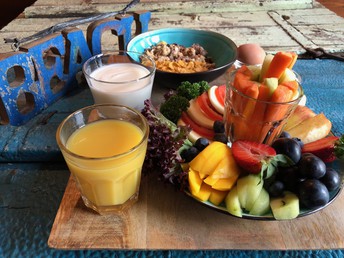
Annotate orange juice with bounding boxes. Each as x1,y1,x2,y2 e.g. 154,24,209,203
64,119,147,206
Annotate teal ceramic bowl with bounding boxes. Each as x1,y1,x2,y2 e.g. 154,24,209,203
127,28,237,89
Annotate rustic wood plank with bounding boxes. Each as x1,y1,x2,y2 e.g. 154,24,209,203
31,0,312,5
29,0,313,13
3,8,342,54
48,172,344,250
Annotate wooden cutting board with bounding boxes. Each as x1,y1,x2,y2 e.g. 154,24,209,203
48,170,344,250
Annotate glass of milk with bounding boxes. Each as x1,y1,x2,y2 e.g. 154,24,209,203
83,51,156,110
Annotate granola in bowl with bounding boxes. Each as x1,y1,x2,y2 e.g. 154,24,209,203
142,42,215,73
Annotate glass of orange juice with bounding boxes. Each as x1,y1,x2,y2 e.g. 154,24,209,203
56,104,149,214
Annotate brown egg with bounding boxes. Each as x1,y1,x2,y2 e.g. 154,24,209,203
237,43,266,65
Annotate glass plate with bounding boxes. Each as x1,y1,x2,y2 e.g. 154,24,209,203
185,160,344,220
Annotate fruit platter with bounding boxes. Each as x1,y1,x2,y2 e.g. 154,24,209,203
141,49,344,221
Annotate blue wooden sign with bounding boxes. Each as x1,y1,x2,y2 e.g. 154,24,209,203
0,11,151,126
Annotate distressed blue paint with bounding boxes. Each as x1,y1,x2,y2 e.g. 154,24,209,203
134,11,151,35
0,52,47,125
87,15,134,55
21,33,67,105
0,11,151,126
63,28,93,88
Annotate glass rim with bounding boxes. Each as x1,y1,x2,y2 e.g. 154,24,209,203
56,104,149,161
227,69,304,105
82,50,156,85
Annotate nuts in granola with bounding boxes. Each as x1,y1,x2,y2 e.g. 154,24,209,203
142,42,215,73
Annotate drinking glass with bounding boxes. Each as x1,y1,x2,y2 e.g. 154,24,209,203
56,104,149,214
83,51,156,111
224,68,304,145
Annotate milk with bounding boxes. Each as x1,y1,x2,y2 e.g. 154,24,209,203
88,63,154,110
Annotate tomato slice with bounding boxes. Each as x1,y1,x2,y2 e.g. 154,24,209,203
197,92,223,121
181,112,214,139
215,85,226,106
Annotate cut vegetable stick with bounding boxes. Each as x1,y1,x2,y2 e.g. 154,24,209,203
288,52,298,69
259,85,294,144
233,72,252,94
263,52,294,80
230,115,251,141
258,84,273,101
242,83,259,118
281,80,300,100
264,84,294,122
259,54,274,82
232,78,258,115
238,65,253,77
248,84,271,142
231,83,261,142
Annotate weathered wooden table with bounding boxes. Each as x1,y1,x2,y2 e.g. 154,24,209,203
1,0,344,54
1,1,344,257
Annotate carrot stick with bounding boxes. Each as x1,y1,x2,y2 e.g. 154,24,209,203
230,83,260,142
238,65,253,77
231,68,257,115
264,85,294,121
259,85,295,144
263,52,294,80
281,80,300,100
233,70,253,94
288,52,298,69
242,83,259,118
248,84,271,142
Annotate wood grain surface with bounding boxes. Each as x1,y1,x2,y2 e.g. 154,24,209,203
1,0,344,54
48,169,344,250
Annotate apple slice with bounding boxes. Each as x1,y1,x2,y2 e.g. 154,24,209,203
187,99,214,129
208,86,225,115
270,191,300,220
225,186,242,217
249,188,270,216
178,113,214,142
287,113,332,144
284,105,316,131
177,119,200,143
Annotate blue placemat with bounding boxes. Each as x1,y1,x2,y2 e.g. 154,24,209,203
292,59,344,136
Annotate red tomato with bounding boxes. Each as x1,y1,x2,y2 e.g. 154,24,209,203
196,92,222,121
181,112,215,138
215,85,226,106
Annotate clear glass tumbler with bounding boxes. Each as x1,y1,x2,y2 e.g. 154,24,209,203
83,50,156,111
56,104,149,214
224,68,304,145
